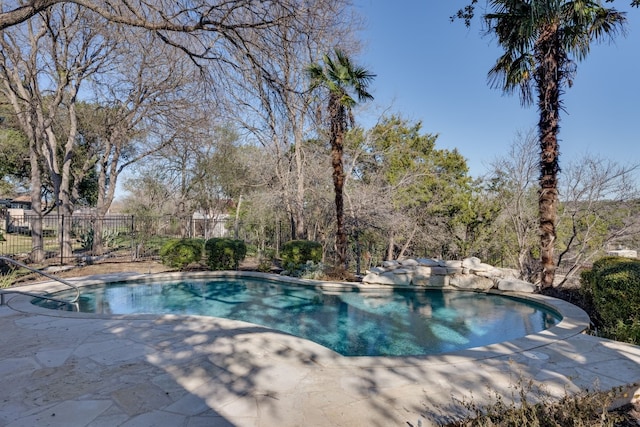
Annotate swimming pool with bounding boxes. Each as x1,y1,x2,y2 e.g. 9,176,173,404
35,276,561,357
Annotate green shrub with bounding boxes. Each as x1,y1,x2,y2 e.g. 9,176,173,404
281,260,325,279
581,256,640,345
79,228,123,251
245,244,259,257
0,269,18,289
79,229,94,250
256,248,276,273
281,240,322,270
205,238,247,270
159,239,204,270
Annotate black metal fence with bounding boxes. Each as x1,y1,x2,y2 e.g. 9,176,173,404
1,213,291,265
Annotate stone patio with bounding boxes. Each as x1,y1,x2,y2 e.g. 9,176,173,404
1,272,639,426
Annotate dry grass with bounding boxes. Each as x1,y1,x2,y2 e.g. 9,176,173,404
437,380,640,427
10,259,172,285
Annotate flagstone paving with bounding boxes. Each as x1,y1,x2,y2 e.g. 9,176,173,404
1,275,639,426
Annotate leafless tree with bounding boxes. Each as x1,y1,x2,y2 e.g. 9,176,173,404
0,1,297,40
76,28,208,255
488,129,640,284
487,129,540,280
0,4,114,260
343,127,415,263
122,120,264,240
121,166,174,216
556,155,640,283
219,0,360,241
2,0,323,262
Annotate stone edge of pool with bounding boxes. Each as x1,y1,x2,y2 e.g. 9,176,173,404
4,270,591,368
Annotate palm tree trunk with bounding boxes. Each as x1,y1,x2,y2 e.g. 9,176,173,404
330,96,348,268
536,24,561,289
332,139,347,267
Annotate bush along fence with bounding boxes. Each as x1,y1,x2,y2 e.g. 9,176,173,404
0,213,292,266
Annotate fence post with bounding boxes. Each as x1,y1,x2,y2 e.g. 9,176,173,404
60,214,64,265
276,220,281,257
130,215,135,260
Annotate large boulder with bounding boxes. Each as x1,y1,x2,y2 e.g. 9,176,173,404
412,274,449,288
474,267,506,281
462,257,494,273
449,274,494,290
412,266,432,280
429,266,449,276
363,259,535,293
461,257,482,269
497,278,536,293
382,260,400,269
416,258,440,267
443,260,462,268
362,272,394,285
384,270,411,286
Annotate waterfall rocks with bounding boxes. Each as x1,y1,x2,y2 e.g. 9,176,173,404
362,257,536,293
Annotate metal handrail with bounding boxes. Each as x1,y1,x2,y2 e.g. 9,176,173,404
0,256,80,303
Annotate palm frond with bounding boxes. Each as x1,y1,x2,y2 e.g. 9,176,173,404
307,49,374,107
306,62,326,90
488,51,535,106
589,8,626,42
485,0,626,98
559,1,626,60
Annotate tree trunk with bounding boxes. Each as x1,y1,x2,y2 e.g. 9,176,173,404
91,154,109,256
234,194,242,239
398,225,418,260
92,217,104,256
386,232,395,261
293,126,307,239
290,214,296,241
58,119,77,262
332,142,347,267
535,24,561,289
28,141,44,263
330,97,347,268
58,193,74,262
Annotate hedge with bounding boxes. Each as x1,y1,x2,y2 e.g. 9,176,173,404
159,239,203,270
581,256,640,345
205,238,247,270
281,240,322,268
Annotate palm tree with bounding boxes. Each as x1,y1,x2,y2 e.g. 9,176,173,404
307,49,375,268
484,0,626,288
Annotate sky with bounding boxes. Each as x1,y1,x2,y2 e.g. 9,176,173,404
353,1,640,179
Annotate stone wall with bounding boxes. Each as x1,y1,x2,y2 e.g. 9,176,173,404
362,257,537,293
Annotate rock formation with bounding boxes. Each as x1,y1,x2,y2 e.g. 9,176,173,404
362,257,537,293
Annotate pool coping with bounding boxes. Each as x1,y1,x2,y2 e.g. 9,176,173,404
5,270,591,368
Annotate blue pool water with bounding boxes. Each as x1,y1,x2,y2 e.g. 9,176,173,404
37,278,561,357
